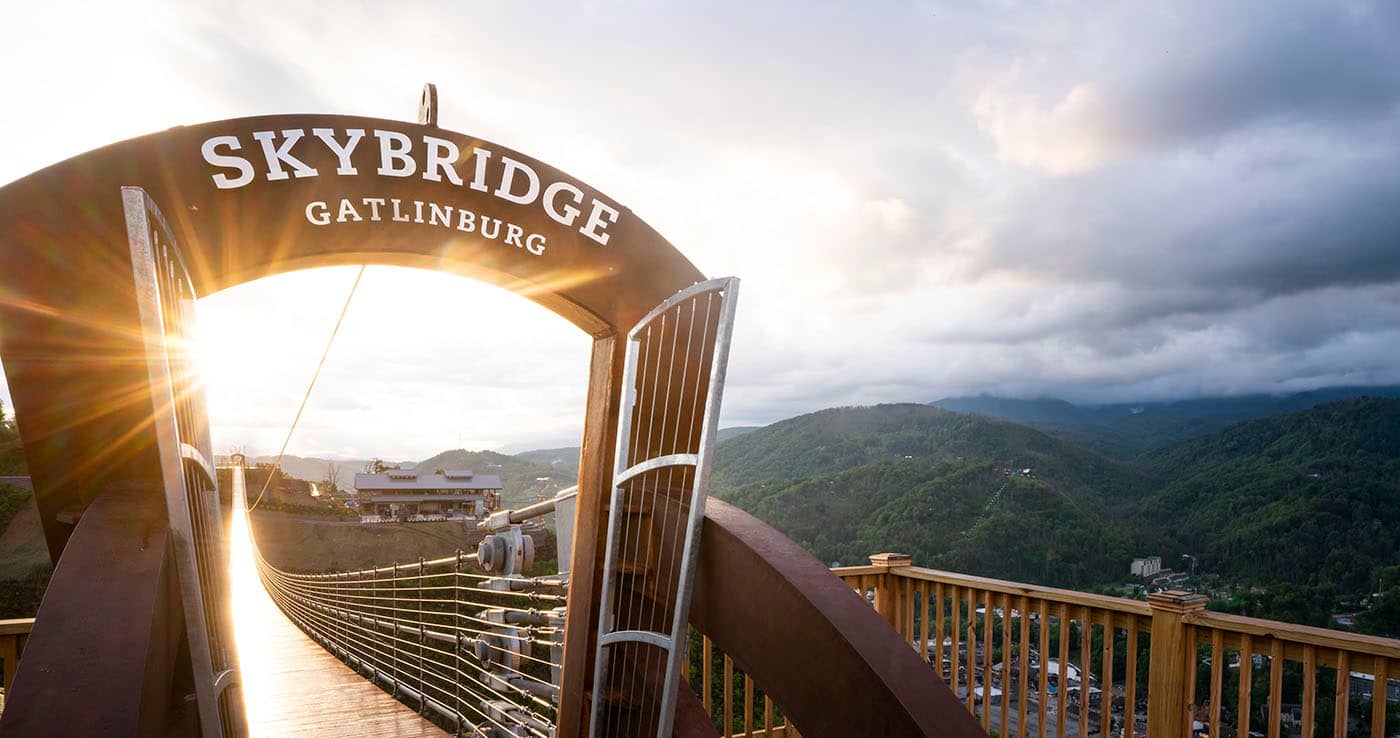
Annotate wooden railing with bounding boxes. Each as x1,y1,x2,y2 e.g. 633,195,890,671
0,618,35,710
835,555,1399,738
684,629,802,737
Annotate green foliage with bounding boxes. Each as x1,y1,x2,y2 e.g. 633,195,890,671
0,479,31,534
415,448,574,506
713,399,1400,619
0,398,25,475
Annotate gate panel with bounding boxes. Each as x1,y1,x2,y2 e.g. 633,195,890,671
590,277,739,738
125,186,245,737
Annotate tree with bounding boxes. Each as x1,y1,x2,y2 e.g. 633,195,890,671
364,458,396,474
322,461,342,496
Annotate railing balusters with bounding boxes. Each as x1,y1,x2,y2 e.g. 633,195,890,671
951,584,962,705
1300,644,1315,738
1002,592,1012,736
1037,598,1050,738
724,653,733,736
744,674,753,737
1334,650,1349,738
1057,603,1069,738
1238,633,1253,738
1267,638,1282,738
1102,610,1114,738
1183,624,1196,738
1210,629,1224,738
703,633,713,716
1126,619,1139,738
1018,595,1030,738
1079,606,1090,738
984,589,994,731
936,581,946,685
1371,656,1387,738
967,588,978,714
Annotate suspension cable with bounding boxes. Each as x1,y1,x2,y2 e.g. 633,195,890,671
249,266,367,511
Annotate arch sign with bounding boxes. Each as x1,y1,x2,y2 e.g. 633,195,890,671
0,90,736,738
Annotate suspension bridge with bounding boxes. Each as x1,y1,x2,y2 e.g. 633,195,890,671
0,89,979,737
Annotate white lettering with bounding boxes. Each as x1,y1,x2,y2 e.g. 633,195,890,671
469,147,493,192
253,129,318,181
337,199,363,222
305,200,330,225
480,216,502,240
428,203,453,227
312,128,365,175
390,198,410,222
202,136,255,189
375,130,416,177
495,156,541,205
580,199,621,245
526,233,546,256
362,197,385,221
457,209,476,232
543,181,583,226
504,223,526,248
422,136,464,185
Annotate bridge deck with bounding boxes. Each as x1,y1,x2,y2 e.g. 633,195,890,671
230,469,448,737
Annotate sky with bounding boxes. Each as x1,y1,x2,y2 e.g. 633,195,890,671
2,1,1399,460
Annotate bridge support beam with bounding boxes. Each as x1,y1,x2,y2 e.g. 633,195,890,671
690,499,987,738
0,484,195,737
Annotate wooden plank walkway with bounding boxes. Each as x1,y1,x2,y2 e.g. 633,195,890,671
229,467,447,738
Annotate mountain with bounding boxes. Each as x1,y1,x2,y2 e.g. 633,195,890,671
933,385,1400,458
506,427,763,488
712,404,1142,499
415,449,573,506
710,404,1145,587
251,455,395,485
1138,398,1400,595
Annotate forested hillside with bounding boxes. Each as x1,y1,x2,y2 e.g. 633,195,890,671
415,448,573,505
710,399,1400,614
1138,398,1400,595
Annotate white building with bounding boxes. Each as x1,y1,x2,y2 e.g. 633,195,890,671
354,469,503,523
1131,556,1163,578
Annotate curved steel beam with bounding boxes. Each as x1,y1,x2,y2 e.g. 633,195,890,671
690,499,987,738
0,484,193,737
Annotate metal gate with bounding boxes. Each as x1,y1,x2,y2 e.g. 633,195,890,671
125,186,245,737
590,277,740,738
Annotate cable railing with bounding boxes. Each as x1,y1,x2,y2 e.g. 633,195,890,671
253,544,567,737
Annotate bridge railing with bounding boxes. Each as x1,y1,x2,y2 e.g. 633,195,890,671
684,629,801,737
836,555,1400,738
0,618,34,707
254,549,566,737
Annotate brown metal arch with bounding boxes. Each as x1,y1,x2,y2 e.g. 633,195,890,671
690,499,987,738
0,113,704,735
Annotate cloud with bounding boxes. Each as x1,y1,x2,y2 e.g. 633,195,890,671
2,0,1400,457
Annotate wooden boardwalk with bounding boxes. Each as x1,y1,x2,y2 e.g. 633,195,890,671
229,468,447,738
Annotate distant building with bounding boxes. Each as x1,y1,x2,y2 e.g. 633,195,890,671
354,469,503,523
1349,671,1400,703
1131,556,1162,578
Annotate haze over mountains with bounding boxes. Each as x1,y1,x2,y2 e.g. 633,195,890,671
932,385,1400,458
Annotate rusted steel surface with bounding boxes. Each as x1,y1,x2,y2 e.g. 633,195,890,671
0,484,192,737
691,499,988,738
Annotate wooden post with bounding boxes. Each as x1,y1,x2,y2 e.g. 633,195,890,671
869,553,913,632
1147,590,1208,738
